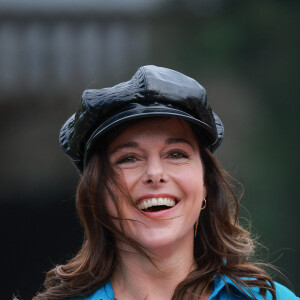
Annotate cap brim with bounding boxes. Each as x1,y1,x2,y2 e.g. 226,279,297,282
84,105,218,166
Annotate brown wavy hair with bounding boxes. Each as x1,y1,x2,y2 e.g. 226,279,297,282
33,133,277,300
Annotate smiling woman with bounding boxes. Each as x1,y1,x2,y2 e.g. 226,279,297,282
33,66,298,300
105,118,206,253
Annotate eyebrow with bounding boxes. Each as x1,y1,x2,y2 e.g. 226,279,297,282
110,138,194,154
110,142,139,154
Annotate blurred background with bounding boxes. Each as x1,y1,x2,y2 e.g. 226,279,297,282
0,0,299,299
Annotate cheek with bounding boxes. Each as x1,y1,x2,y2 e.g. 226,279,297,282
118,168,143,190
104,181,134,220
174,165,205,192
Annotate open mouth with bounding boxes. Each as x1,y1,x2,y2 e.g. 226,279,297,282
137,197,177,212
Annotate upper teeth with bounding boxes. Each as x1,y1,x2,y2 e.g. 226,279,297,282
137,197,176,210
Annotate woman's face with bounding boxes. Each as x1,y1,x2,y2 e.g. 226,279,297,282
107,118,207,253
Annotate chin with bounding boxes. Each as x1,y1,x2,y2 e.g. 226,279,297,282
127,227,193,254
140,237,175,251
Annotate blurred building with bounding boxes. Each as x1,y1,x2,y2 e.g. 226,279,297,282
0,0,161,98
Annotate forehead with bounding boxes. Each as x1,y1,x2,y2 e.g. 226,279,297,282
108,117,198,147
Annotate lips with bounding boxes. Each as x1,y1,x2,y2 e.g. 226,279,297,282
137,197,177,212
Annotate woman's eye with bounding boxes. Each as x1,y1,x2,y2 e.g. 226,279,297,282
116,155,138,164
168,151,189,159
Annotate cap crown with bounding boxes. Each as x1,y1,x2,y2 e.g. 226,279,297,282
59,65,224,172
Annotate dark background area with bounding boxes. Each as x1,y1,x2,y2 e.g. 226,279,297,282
0,0,299,299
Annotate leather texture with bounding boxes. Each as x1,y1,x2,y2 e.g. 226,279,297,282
59,65,224,172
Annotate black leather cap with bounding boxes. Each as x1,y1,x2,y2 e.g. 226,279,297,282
59,65,224,172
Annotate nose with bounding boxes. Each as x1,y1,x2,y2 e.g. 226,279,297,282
142,157,168,185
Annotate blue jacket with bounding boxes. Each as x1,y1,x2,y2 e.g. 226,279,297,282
71,275,298,300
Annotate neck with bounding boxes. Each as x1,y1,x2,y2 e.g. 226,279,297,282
111,232,196,300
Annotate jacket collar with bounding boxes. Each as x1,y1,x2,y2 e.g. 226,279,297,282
209,274,265,299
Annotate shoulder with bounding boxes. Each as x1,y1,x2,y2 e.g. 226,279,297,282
272,281,299,300
68,281,114,300
211,275,299,300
